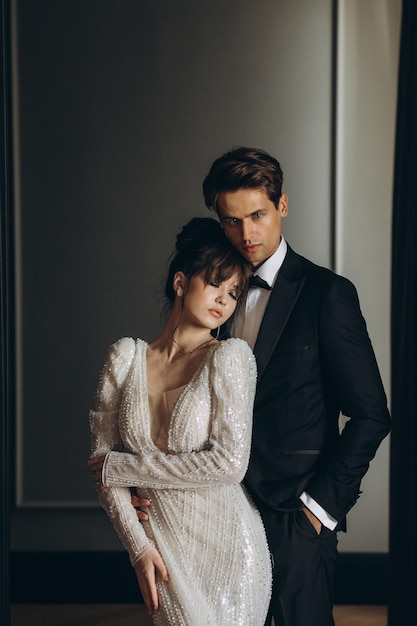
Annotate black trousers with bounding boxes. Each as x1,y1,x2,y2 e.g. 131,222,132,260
261,507,338,626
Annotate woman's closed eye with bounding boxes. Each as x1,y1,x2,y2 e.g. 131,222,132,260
209,281,239,301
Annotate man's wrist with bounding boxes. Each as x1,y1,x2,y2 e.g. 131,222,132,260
301,505,322,533
299,491,338,530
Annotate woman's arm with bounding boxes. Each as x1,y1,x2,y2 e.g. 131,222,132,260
100,339,257,490
89,338,155,565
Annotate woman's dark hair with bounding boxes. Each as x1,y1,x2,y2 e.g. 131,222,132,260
165,217,251,303
203,146,284,213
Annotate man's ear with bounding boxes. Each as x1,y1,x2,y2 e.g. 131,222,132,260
279,193,289,217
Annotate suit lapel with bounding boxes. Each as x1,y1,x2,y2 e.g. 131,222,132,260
254,247,305,381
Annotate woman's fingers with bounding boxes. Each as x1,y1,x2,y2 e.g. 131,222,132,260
135,555,158,615
134,549,169,615
153,551,170,583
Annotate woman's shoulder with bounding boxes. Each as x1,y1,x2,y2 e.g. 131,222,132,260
210,338,257,384
214,337,255,360
106,337,146,361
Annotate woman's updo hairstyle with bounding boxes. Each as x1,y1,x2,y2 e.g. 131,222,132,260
165,217,251,303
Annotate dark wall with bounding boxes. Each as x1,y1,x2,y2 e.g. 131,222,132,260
11,1,333,546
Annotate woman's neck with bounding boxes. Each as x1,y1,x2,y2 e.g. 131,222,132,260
151,312,215,361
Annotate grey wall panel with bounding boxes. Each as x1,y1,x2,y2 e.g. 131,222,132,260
13,0,333,511
10,0,397,555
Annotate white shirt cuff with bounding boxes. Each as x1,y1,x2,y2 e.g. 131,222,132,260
300,492,338,531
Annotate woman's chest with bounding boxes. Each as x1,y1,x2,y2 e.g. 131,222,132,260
118,358,214,454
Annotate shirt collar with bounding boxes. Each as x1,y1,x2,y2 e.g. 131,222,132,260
253,236,287,288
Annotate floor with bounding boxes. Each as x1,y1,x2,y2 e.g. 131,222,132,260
11,604,388,625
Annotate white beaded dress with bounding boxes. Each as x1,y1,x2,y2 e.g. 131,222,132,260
90,336,272,625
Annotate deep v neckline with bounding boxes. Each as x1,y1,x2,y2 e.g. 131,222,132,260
142,340,217,450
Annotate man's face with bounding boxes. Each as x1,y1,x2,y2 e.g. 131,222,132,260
217,188,288,269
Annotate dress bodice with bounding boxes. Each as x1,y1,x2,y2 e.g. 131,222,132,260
148,384,186,453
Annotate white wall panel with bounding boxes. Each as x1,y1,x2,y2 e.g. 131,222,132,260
335,0,401,552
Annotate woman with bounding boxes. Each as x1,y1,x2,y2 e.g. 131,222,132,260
88,217,272,625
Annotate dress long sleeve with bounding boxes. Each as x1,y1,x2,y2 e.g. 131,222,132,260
102,339,257,491
89,337,154,565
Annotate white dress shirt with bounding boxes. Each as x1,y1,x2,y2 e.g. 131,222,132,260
231,237,287,349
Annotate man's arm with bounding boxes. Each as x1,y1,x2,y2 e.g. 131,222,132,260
307,275,391,522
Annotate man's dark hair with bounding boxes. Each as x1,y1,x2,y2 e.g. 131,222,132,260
203,147,284,214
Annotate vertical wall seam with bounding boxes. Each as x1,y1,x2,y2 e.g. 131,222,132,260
330,0,338,272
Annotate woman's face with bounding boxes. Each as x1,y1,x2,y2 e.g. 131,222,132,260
180,270,241,331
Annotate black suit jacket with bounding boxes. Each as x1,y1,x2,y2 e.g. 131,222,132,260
243,244,391,525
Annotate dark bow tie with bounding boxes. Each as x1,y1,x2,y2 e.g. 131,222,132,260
248,274,272,290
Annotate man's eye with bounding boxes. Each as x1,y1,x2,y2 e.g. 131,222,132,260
224,217,238,225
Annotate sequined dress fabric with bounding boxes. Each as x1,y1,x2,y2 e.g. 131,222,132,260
90,337,272,625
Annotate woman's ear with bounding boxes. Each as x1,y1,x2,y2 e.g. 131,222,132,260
173,271,186,297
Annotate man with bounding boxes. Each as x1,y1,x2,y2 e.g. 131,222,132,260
129,146,390,625
200,147,391,626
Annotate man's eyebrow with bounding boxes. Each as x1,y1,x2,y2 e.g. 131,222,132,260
222,208,265,219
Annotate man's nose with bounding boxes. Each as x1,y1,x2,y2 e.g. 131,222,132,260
242,220,252,242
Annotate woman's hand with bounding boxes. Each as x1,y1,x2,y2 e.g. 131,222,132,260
134,548,170,616
88,454,106,489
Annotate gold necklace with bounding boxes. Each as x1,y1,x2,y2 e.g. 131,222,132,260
171,329,216,356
